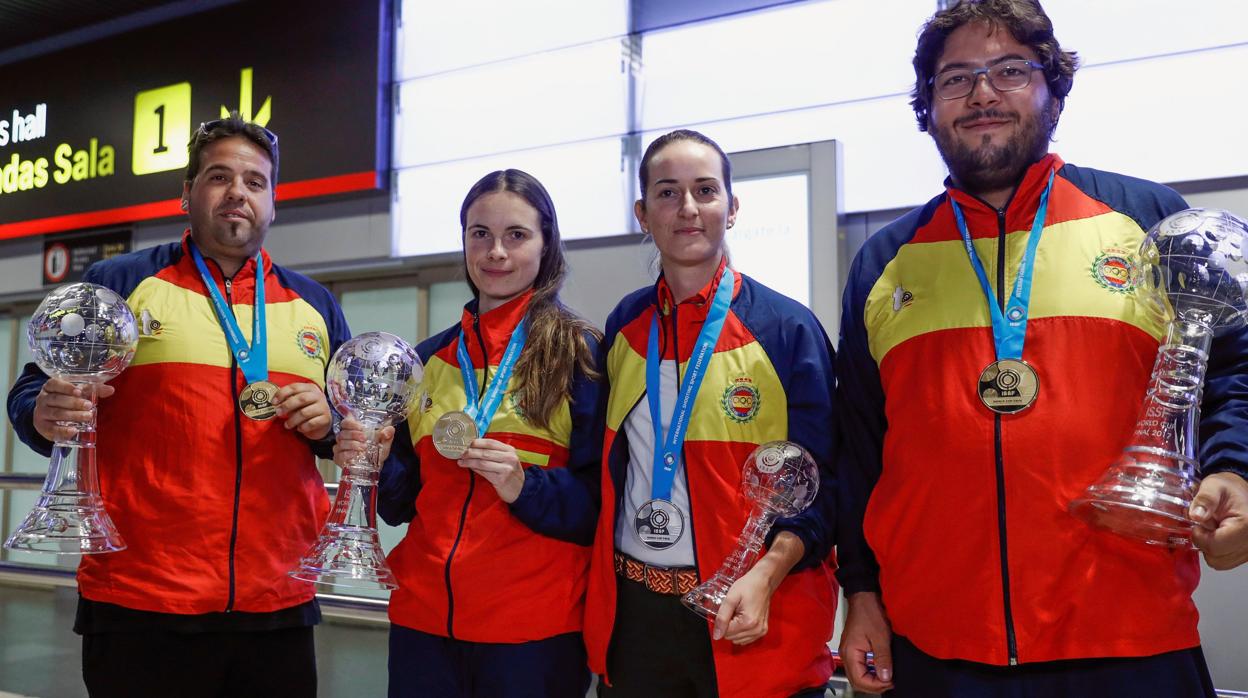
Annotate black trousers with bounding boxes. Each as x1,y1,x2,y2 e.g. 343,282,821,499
387,624,590,698
889,634,1217,698
81,626,316,698
598,576,826,698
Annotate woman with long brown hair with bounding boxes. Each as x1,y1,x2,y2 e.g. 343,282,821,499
335,169,602,697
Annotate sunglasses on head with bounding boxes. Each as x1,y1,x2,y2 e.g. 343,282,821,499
197,119,278,148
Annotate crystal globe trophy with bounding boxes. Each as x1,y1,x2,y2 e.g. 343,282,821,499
1070,208,1248,546
5,283,138,554
682,441,820,618
291,332,423,589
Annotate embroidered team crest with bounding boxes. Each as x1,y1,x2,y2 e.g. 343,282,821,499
892,285,914,311
1091,247,1138,294
139,308,163,336
507,389,529,423
296,327,323,359
722,377,760,423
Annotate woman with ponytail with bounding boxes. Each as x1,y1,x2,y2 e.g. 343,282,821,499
334,169,602,698
583,130,838,698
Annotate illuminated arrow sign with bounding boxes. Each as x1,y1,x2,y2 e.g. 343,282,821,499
220,67,271,126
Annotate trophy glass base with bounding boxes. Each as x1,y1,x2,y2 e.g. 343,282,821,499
289,524,398,590
681,574,732,620
3,498,125,554
1069,452,1197,549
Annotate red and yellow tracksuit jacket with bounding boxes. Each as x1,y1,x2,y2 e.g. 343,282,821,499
585,263,839,698
836,154,1248,665
379,290,603,642
9,232,347,615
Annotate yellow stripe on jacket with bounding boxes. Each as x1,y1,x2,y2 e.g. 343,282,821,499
126,275,331,386
867,209,1167,364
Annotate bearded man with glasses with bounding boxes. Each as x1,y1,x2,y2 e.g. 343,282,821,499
834,1,1248,696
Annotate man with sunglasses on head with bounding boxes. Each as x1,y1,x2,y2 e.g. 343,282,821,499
835,1,1248,696
9,112,349,697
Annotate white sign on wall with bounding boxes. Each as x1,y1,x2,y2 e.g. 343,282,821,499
727,173,810,307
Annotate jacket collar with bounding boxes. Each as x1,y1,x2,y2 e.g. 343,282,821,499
459,289,533,361
943,153,1064,236
654,256,735,318
180,230,272,292
945,153,1064,212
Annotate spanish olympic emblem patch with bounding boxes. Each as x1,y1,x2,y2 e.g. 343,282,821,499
721,377,760,423
297,327,323,359
1091,248,1138,294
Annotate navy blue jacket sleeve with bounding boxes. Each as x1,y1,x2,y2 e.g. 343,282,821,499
378,421,421,526
8,362,53,458
1200,322,1248,482
834,250,886,595
508,330,605,546
765,307,838,572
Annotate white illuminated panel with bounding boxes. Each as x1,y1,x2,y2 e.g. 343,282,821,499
1052,44,1248,186
728,174,810,307
397,0,627,79
394,39,629,168
392,137,631,258
639,94,943,214
1044,0,1248,66
391,0,1248,251
638,0,929,130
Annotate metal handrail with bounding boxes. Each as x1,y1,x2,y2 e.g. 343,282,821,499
0,473,340,495
0,560,389,623
0,473,44,490
0,477,382,623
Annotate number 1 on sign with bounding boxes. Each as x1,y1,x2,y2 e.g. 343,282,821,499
132,82,191,175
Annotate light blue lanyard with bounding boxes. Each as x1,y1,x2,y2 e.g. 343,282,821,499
190,242,267,384
457,316,528,436
645,269,734,501
948,169,1055,361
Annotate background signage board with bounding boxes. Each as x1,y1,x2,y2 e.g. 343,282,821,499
42,229,133,286
0,0,390,240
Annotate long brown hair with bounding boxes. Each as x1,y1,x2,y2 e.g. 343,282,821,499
459,169,601,429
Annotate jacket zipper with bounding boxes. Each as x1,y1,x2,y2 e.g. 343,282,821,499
993,208,1019,665
443,312,490,638
224,276,244,612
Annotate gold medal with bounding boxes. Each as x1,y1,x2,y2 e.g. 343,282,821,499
239,380,279,421
433,410,478,459
978,359,1039,414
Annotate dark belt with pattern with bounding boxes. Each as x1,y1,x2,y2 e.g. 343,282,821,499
613,550,699,596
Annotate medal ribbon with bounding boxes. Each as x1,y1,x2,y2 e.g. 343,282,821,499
190,242,268,384
645,268,735,502
949,169,1055,361
457,316,528,436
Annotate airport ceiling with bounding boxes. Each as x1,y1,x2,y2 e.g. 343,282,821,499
0,0,176,51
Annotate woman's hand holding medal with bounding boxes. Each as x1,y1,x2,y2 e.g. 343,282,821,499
456,438,525,504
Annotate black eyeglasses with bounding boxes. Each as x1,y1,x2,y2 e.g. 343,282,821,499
929,60,1045,100
197,119,278,148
